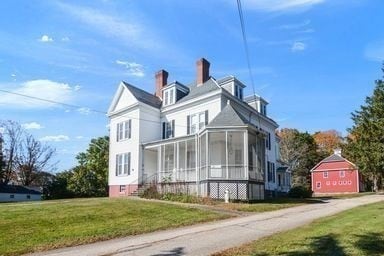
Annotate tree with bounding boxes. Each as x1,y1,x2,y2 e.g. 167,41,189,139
313,130,343,155
68,136,109,197
344,67,384,191
16,134,56,186
0,120,56,186
0,121,24,184
278,128,322,188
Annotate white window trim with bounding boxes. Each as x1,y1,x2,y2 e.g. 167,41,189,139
316,182,321,189
116,120,131,141
116,152,131,176
339,170,345,177
323,171,328,178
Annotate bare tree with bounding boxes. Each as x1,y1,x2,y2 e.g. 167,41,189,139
0,120,56,186
16,134,56,186
0,121,23,185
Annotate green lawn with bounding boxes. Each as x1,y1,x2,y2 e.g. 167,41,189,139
214,201,384,256
216,198,322,213
0,198,228,256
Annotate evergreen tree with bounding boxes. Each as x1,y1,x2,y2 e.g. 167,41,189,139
345,67,384,191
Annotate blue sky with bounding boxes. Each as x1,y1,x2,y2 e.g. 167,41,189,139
0,0,383,171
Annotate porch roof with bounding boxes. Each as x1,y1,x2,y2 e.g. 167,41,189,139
143,134,196,149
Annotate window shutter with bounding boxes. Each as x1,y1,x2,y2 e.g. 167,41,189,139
171,120,175,137
187,115,190,135
128,119,132,139
205,110,208,125
115,155,118,176
128,152,131,175
116,123,119,141
162,122,166,139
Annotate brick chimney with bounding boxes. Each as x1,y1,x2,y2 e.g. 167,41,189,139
155,69,168,99
196,58,210,86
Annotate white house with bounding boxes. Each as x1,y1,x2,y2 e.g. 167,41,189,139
108,58,290,200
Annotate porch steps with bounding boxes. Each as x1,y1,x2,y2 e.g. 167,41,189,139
129,186,146,197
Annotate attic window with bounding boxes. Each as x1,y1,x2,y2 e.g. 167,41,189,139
163,88,175,106
234,85,243,100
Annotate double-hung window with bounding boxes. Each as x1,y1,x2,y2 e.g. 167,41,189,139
162,120,175,139
116,120,131,141
116,152,130,176
187,110,208,134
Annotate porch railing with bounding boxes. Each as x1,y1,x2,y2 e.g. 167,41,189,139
200,165,247,180
158,168,196,183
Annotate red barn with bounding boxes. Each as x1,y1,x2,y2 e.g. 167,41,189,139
311,149,364,195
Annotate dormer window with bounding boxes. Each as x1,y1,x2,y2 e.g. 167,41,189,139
163,88,175,106
235,85,243,100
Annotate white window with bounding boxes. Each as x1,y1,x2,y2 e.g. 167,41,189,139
163,88,175,106
116,120,131,141
191,114,198,134
326,181,330,186
116,152,130,176
339,170,345,177
165,90,169,105
323,171,329,178
316,182,321,188
170,89,174,104
333,181,337,185
119,185,126,193
188,111,208,134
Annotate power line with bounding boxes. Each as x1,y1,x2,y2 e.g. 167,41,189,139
236,0,262,129
0,89,107,114
0,88,190,128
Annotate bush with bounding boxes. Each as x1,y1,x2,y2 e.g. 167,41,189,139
140,184,161,199
288,186,312,198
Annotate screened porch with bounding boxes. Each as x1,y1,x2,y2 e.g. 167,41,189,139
199,129,265,182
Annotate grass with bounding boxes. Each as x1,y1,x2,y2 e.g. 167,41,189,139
214,201,384,256
215,198,323,213
158,193,325,213
0,197,229,256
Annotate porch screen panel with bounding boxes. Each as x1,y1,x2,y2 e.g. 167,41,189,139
200,133,207,180
227,131,245,179
209,132,226,178
163,144,175,181
178,141,186,170
186,139,196,181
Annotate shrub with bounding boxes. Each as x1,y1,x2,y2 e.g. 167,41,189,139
288,186,312,198
140,184,161,199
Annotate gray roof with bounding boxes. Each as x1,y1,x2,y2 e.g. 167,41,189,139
176,78,220,104
206,103,249,128
0,185,41,195
123,82,162,109
321,154,346,163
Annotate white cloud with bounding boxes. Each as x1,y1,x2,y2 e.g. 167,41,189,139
291,41,307,52
277,20,311,30
61,36,70,42
0,79,77,109
40,135,69,142
22,122,44,130
365,41,384,62
77,107,91,115
116,60,145,77
11,74,16,77
75,136,84,139
243,0,324,12
40,35,53,42
56,2,161,51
